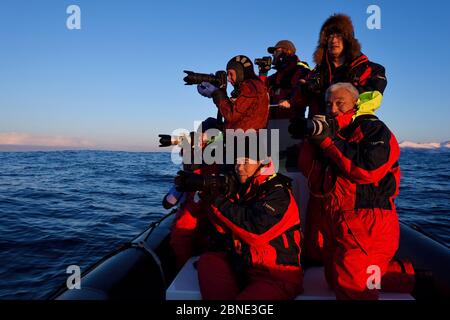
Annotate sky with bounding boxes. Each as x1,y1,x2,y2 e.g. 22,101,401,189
0,0,449,151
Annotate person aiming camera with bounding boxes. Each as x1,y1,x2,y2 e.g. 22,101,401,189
176,139,303,300
256,40,311,118
196,55,269,131
294,82,401,299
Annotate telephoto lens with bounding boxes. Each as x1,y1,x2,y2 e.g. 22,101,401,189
158,134,184,147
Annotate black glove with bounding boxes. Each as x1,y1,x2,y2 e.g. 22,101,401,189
288,117,308,139
174,170,205,192
258,64,271,76
309,116,336,146
199,172,238,203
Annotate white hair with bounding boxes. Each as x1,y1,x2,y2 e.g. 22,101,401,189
325,82,359,101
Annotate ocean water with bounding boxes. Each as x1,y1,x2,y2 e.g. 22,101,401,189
0,150,449,299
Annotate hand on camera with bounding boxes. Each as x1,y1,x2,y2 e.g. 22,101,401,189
309,116,334,146
174,170,202,192
258,64,271,76
197,82,218,98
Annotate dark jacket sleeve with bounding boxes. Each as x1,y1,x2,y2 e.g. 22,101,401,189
357,62,387,94
319,119,400,184
213,185,290,236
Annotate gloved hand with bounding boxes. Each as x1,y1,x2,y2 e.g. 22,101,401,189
288,117,308,139
220,172,238,198
199,172,238,204
309,116,335,146
258,64,271,76
174,170,204,192
197,82,218,98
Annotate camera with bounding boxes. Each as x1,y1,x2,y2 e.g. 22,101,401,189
183,70,227,89
254,56,272,69
305,115,330,136
175,170,237,195
158,134,191,147
289,115,335,139
302,74,322,94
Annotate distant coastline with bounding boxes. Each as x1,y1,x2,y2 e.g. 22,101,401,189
1,141,449,152
0,145,166,153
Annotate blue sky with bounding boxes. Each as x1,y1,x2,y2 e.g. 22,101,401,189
0,0,449,151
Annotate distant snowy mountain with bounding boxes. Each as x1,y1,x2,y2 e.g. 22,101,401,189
399,141,450,150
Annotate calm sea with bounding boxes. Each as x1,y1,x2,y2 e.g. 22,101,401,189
0,150,448,299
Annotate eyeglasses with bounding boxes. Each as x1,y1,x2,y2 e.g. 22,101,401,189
327,33,343,41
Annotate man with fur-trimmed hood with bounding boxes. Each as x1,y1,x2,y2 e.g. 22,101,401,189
292,13,387,117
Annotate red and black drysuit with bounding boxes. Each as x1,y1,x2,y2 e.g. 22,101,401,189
197,172,303,300
295,53,388,263
299,114,401,299
293,53,387,117
259,55,311,118
169,165,226,269
212,78,269,131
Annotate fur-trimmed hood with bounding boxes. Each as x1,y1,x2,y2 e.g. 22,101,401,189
313,14,362,64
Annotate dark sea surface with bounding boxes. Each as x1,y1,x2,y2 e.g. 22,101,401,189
0,150,449,299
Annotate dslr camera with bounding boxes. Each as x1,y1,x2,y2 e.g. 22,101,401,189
254,56,273,69
174,170,237,196
183,70,227,89
158,133,192,147
289,115,336,139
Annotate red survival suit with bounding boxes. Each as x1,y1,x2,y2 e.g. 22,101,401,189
197,165,303,300
299,111,401,299
259,54,311,118
212,78,269,131
169,165,226,269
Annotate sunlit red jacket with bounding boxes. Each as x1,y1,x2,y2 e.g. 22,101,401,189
299,114,400,214
212,78,269,131
208,165,302,273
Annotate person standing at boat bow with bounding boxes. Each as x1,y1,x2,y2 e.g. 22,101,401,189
197,55,269,131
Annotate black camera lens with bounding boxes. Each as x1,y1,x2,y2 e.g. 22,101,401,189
159,134,173,147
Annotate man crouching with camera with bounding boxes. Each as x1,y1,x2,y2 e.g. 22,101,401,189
289,82,401,299
175,141,303,300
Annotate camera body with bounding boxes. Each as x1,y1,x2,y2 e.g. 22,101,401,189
306,115,329,136
289,115,335,139
175,170,237,196
254,56,273,69
183,70,227,89
302,73,322,94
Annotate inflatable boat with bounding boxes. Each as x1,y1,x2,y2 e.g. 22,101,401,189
50,107,450,300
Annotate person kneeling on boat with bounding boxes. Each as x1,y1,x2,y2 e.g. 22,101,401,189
186,154,303,300
291,82,401,299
